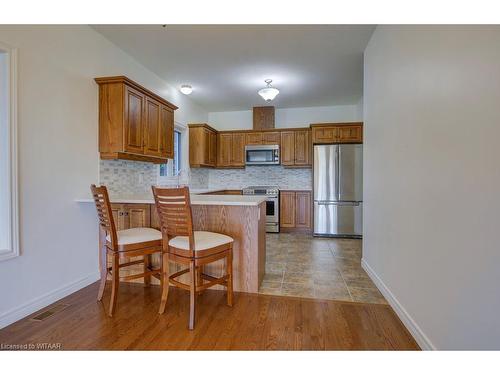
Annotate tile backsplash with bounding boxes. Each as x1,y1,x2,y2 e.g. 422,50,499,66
190,166,312,190
99,160,157,196
100,160,312,196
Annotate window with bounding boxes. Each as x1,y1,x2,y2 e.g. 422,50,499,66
0,42,19,261
159,129,182,178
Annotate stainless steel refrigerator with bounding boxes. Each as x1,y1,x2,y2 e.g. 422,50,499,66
313,144,363,237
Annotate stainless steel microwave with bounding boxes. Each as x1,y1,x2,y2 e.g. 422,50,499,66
245,145,280,165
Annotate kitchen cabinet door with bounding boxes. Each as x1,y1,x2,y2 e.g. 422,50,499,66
295,191,311,228
262,132,280,145
209,130,217,166
231,133,245,167
311,126,339,144
189,124,218,168
111,204,124,230
122,204,151,229
203,128,211,165
124,86,145,154
144,97,161,157
217,133,232,167
281,131,295,166
245,132,263,145
280,191,296,228
160,105,174,159
294,130,311,166
338,125,363,143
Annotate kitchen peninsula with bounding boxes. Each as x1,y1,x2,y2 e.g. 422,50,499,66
77,192,267,293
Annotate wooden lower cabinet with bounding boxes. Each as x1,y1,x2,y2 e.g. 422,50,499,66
295,192,312,228
280,191,312,232
110,204,150,230
279,192,296,228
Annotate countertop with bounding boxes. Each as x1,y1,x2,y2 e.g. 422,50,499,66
75,192,266,206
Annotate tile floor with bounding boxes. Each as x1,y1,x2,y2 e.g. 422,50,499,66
259,232,387,304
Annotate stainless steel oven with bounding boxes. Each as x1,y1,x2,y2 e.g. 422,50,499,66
245,145,280,165
242,186,279,233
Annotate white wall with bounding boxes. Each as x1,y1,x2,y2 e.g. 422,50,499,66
363,26,500,350
0,25,207,327
208,104,362,131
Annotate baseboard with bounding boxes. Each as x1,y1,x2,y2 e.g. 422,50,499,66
0,272,100,329
361,259,436,350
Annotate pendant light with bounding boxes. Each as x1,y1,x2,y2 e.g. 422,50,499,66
258,79,279,102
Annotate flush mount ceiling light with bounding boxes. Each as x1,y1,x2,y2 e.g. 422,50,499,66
258,79,280,102
180,84,193,95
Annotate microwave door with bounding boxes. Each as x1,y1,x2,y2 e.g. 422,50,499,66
247,149,273,163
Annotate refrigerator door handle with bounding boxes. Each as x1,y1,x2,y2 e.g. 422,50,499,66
335,146,340,201
337,146,341,201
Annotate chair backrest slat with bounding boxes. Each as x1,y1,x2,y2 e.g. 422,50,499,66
90,184,117,248
152,186,195,256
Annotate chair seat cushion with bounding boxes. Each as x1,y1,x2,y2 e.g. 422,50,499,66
169,231,233,251
106,227,162,245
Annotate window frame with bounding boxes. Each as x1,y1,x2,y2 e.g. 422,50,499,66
0,42,19,261
158,122,188,184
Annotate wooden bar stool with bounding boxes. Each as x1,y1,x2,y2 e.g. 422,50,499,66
90,185,166,317
152,186,234,330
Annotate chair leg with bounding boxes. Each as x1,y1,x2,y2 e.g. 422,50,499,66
97,245,108,302
188,260,196,330
158,252,169,314
196,265,203,295
109,254,119,317
226,249,233,307
143,254,151,286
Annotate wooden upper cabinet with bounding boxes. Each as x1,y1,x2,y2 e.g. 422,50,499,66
281,131,295,166
96,76,177,163
144,97,161,157
245,132,263,145
231,133,245,167
124,86,145,154
311,123,363,144
253,106,275,130
338,124,363,142
262,131,280,145
217,133,232,167
280,129,311,167
217,132,245,168
160,105,174,159
245,131,280,146
294,130,311,166
209,130,217,166
311,125,338,144
189,124,217,168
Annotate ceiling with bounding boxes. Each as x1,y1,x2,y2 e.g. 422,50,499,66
93,25,375,112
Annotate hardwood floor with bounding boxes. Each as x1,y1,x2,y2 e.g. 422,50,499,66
0,282,419,350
